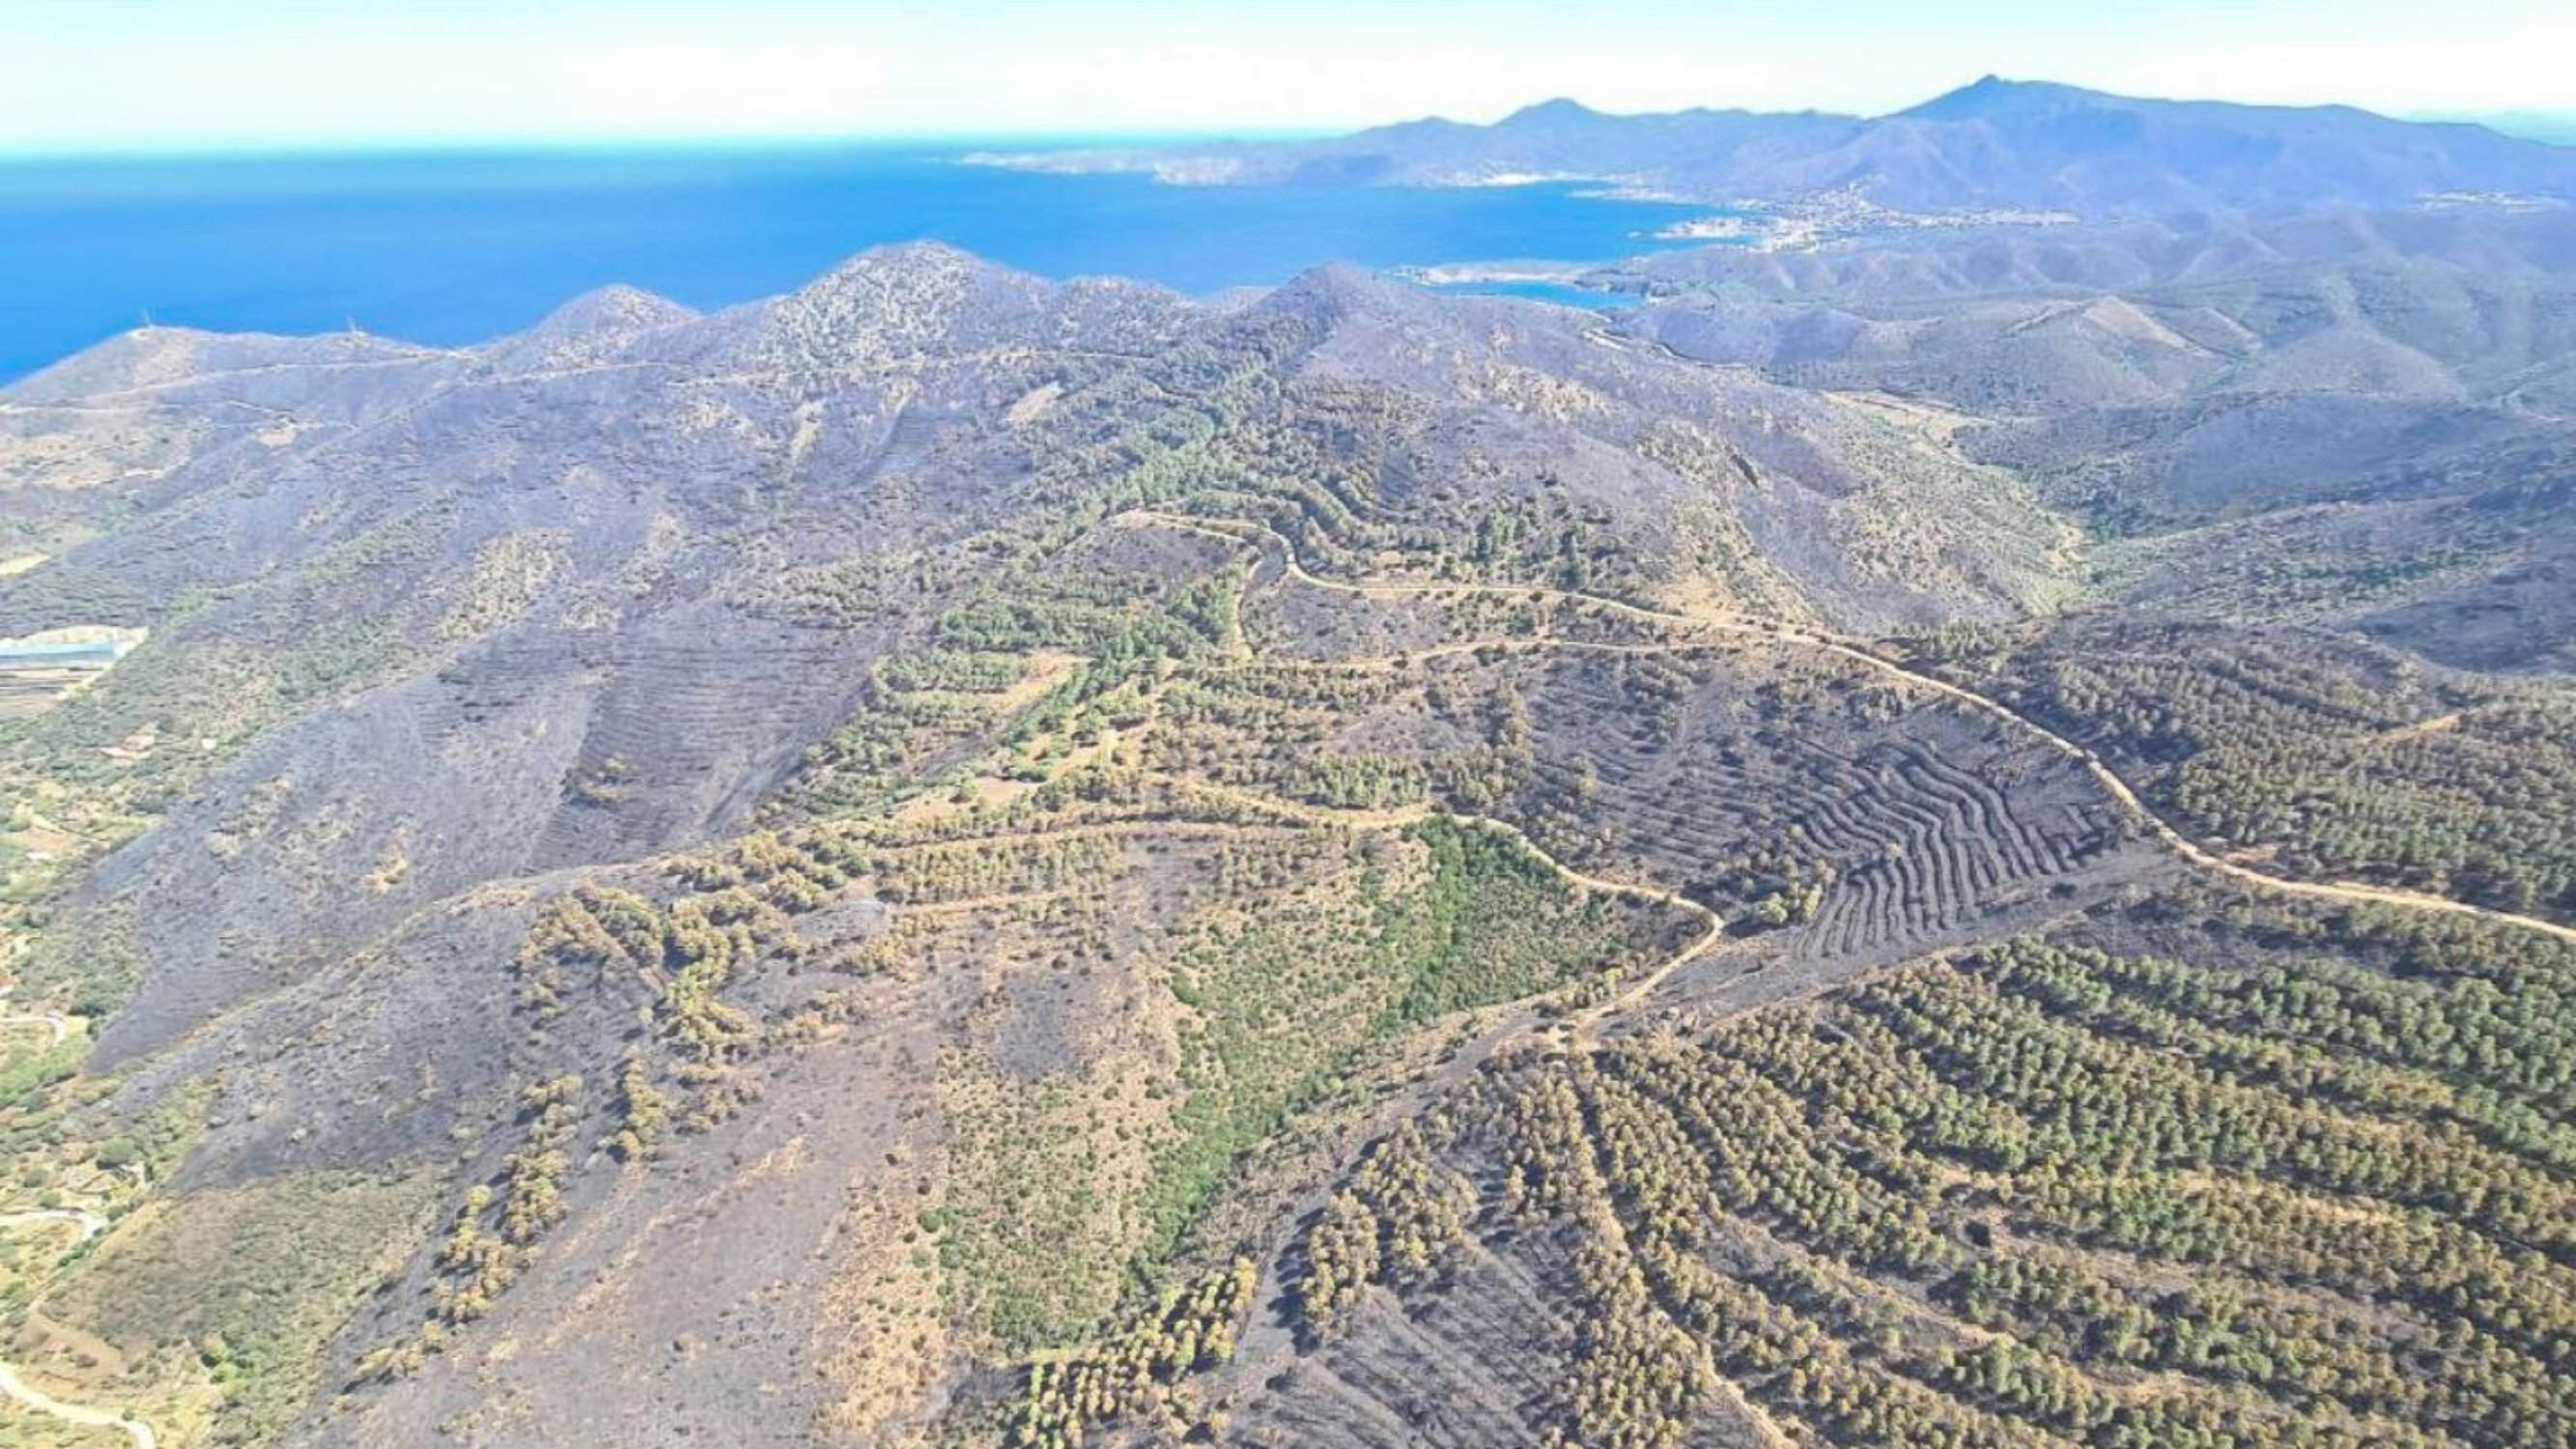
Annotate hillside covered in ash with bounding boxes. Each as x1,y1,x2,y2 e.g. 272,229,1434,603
0,228,2573,1449
1611,206,2576,673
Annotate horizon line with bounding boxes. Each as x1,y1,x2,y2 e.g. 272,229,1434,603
7,77,2574,165
0,126,1341,166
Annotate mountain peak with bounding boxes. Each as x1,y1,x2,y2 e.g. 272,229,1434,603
529,284,696,337
477,284,697,371
1897,74,2105,121
1258,260,1396,317
745,242,1046,369
806,239,1000,288
1500,97,1604,128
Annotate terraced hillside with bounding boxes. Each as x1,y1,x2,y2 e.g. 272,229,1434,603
1151,890,2576,1449
0,243,2571,1449
1924,618,2576,925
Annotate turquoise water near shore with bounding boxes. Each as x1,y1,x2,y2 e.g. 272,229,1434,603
0,144,1706,379
1435,277,1638,309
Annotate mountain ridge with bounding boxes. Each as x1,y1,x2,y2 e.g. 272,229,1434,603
973,76,2576,215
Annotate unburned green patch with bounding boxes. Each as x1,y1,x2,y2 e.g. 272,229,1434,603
44,1170,439,1446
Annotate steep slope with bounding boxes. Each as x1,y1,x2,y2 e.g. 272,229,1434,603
1230,264,2080,628
1614,211,2576,669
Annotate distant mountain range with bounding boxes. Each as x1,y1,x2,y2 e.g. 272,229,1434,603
974,76,2576,217
2422,110,2576,147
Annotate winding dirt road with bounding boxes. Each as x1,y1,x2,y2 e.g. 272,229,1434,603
0,1363,154,1449
0,1209,154,1449
0,1208,107,1240
0,1014,71,1049
1128,509,2576,949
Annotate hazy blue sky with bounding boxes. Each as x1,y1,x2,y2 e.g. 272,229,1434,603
8,0,2572,154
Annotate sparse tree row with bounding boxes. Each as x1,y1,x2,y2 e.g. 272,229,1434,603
1126,614,1670,824
1244,918,2576,1447
353,1074,585,1382
869,836,1118,906
351,825,888,1379
365,787,1152,1383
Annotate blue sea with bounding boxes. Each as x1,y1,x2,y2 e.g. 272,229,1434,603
0,144,1712,380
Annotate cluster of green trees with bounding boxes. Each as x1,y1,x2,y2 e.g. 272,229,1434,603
1290,1121,1473,1344
423,1073,582,1328
1701,844,1836,927
783,560,1244,819
1550,1231,1720,1449
495,1074,582,1248
792,687,1004,817
650,895,761,1068
930,569,1236,671
1141,821,1670,1276
1943,1254,2559,1445
1277,916,2576,1446
511,882,770,1073
729,547,918,630
1135,668,1393,804
606,1050,669,1163
1860,951,2576,1258
1139,647,1614,827
1459,492,1634,595
511,884,668,1019
665,826,867,911
877,647,1033,694
1287,750,1430,811
1001,1257,1258,1449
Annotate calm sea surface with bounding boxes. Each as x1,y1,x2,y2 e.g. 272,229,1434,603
0,144,1710,379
